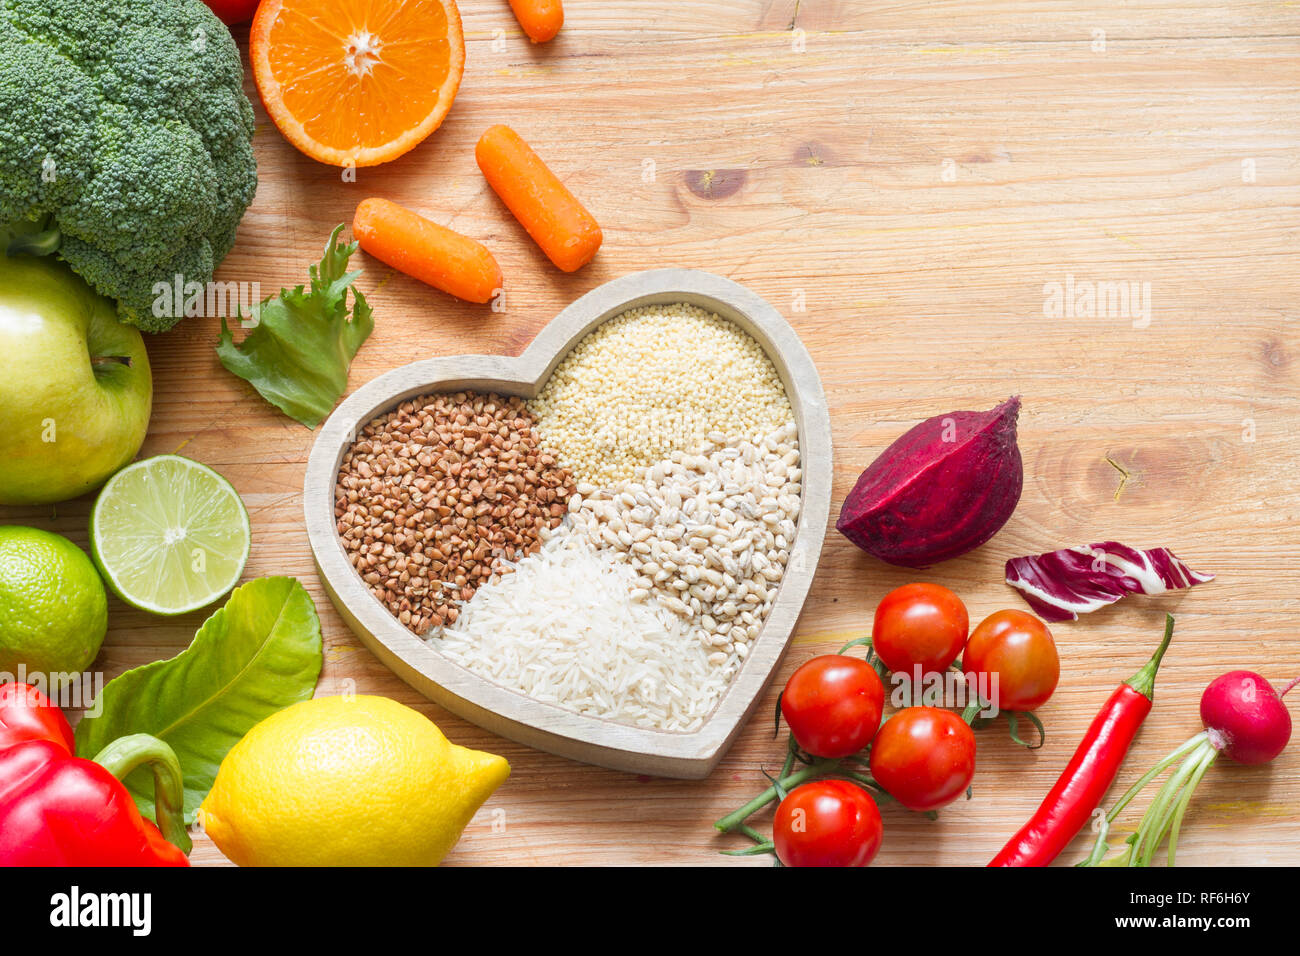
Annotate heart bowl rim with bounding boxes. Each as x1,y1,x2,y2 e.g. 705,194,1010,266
304,268,832,778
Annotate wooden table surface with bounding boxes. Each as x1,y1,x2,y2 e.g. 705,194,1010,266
11,1,1298,866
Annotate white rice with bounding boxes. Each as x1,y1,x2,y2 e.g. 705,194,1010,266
435,531,731,732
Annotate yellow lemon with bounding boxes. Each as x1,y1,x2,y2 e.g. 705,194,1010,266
198,695,509,866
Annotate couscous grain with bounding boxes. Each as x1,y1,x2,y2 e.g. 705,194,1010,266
528,303,793,487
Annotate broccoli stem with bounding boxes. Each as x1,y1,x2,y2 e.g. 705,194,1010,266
7,226,61,258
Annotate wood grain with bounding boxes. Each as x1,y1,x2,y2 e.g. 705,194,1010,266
4,0,1296,866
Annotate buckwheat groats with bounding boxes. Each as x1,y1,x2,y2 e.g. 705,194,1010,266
334,392,575,634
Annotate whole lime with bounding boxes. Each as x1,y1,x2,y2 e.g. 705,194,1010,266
0,526,108,679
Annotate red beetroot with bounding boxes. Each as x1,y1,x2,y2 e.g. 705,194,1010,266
836,397,1023,568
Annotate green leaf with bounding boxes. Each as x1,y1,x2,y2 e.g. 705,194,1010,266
74,577,324,824
216,224,374,428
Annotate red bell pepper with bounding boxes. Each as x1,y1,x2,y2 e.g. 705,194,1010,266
0,683,190,866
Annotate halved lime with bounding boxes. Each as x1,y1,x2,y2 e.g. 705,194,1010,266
90,455,251,615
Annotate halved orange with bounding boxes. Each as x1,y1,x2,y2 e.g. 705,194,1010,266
251,0,466,167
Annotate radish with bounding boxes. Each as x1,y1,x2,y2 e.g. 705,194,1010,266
1200,671,1296,765
1081,668,1297,867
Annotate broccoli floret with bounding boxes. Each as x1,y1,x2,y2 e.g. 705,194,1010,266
0,0,257,332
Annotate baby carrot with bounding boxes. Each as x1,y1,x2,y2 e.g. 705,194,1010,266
508,0,563,44
352,198,502,305
475,124,602,273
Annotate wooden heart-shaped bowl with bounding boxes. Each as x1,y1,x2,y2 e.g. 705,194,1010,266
304,269,831,777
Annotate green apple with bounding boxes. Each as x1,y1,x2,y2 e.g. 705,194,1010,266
0,251,152,505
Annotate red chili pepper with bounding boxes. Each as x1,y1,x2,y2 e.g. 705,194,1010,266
0,683,190,866
988,615,1174,867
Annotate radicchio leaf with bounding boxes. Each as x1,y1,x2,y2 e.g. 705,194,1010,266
1005,542,1214,622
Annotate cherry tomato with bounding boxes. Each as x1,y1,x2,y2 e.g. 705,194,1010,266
962,609,1060,712
868,706,976,812
203,0,260,25
781,655,885,758
773,780,883,867
872,583,970,675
